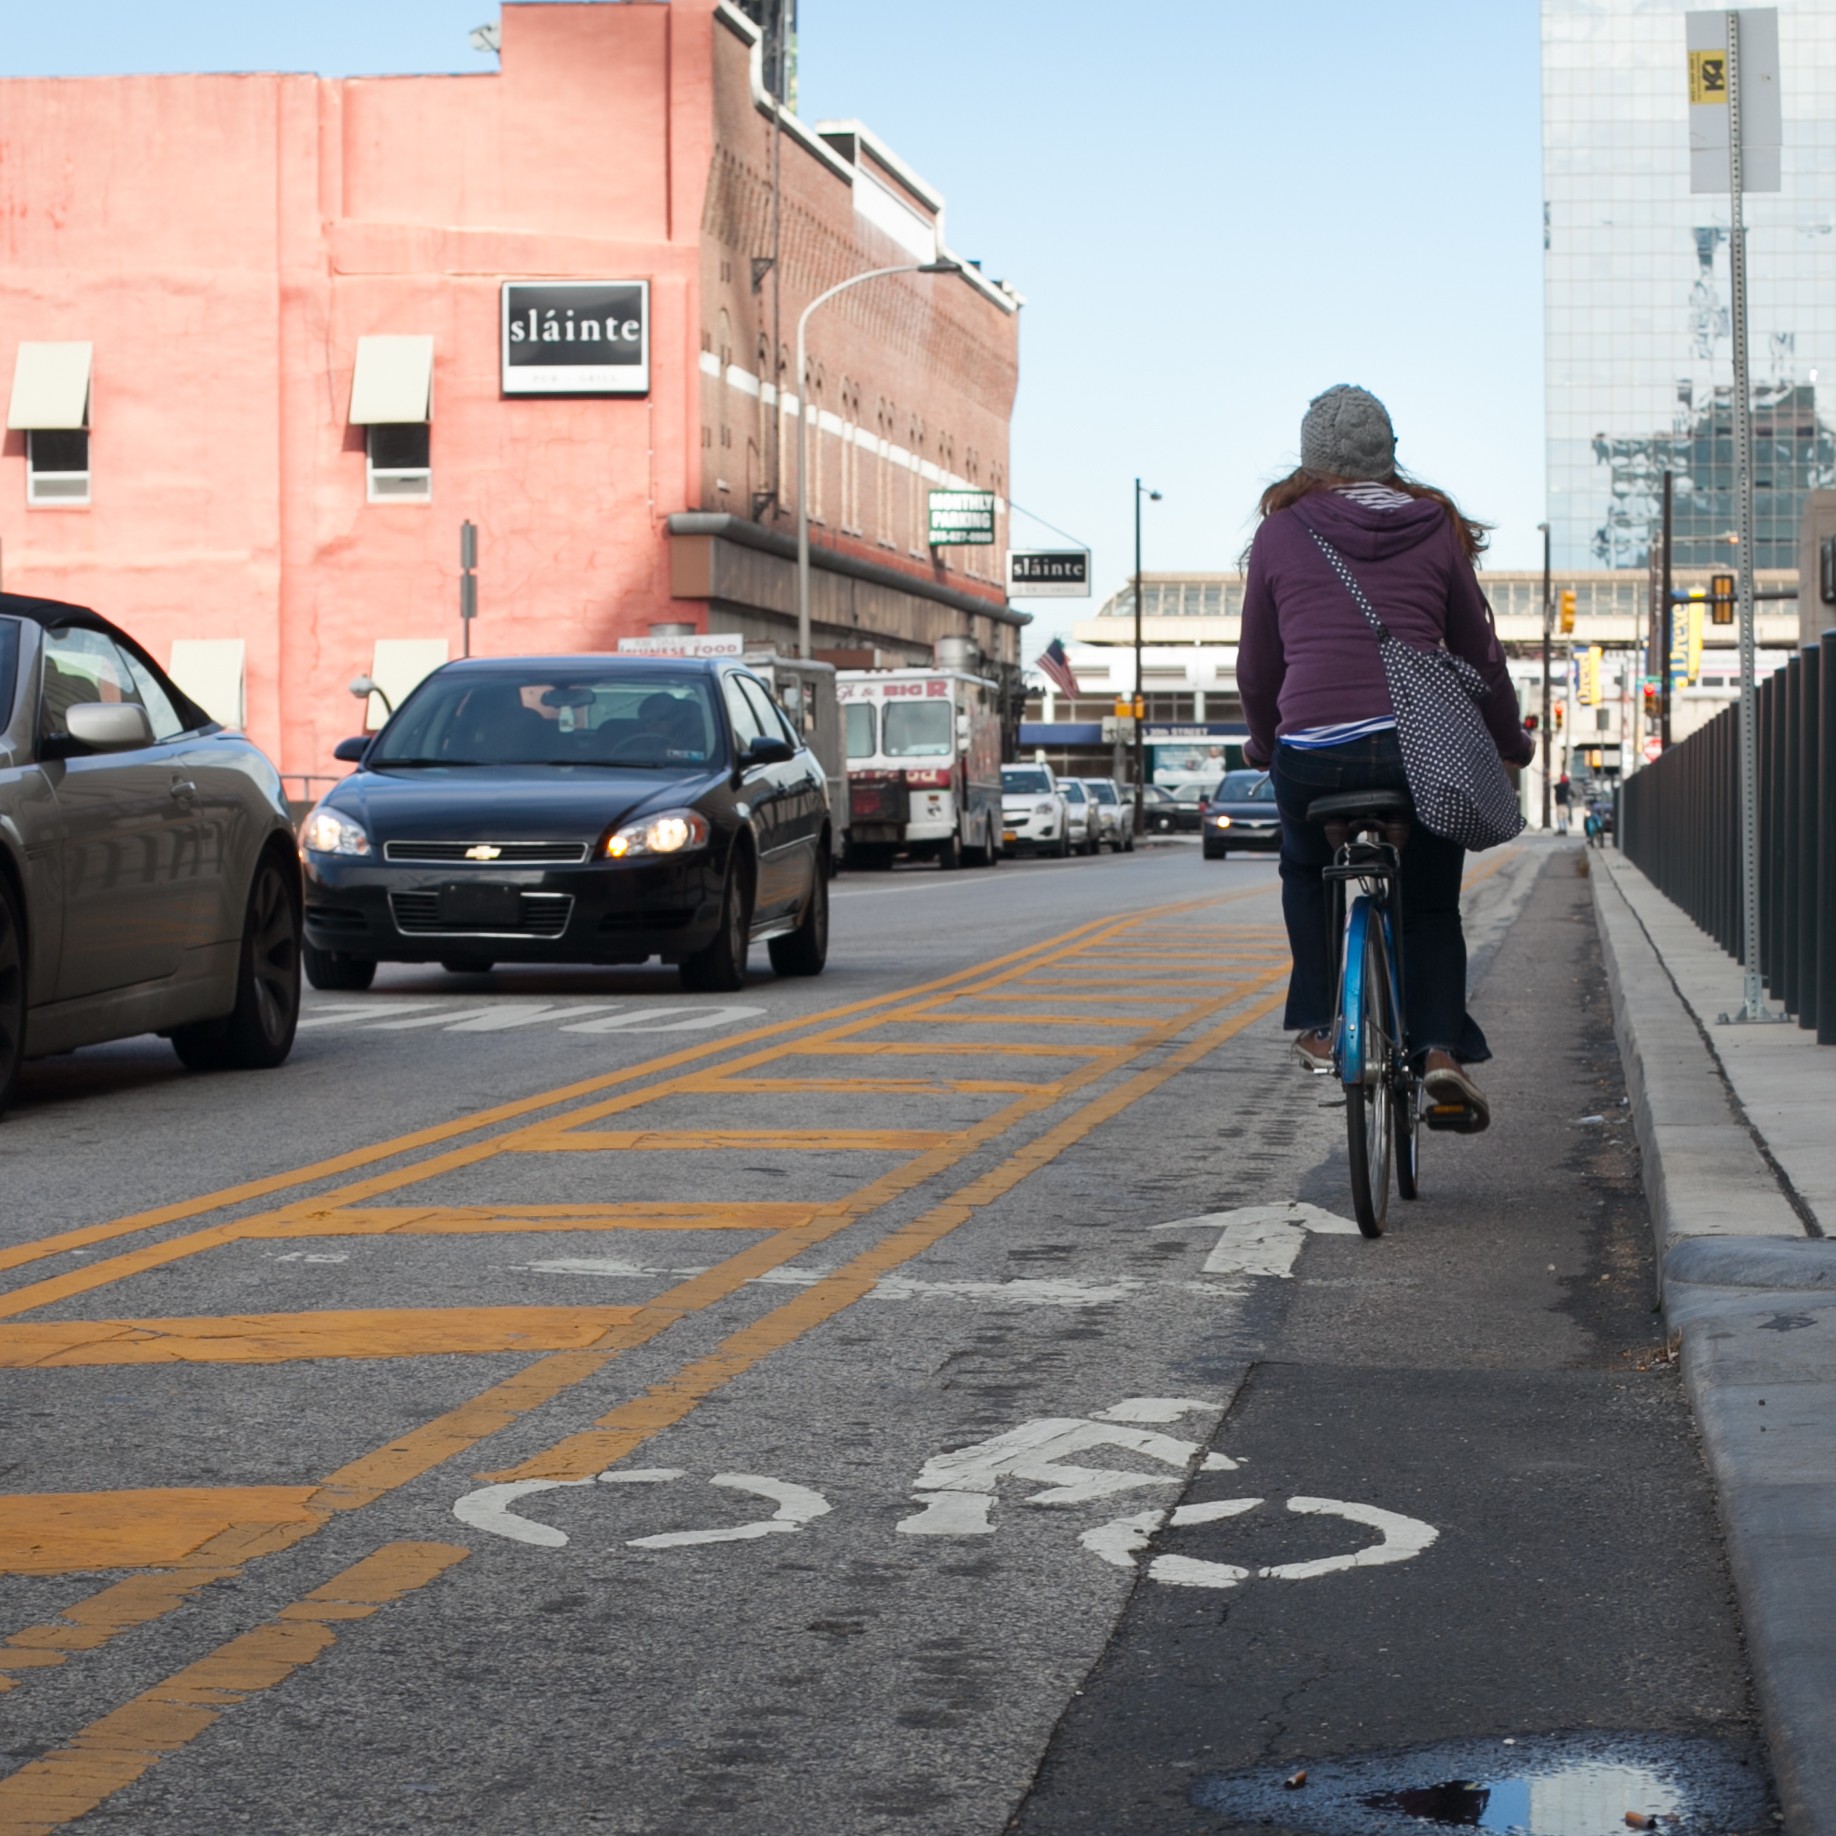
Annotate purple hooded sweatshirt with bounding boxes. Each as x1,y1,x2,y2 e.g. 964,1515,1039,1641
1236,491,1531,771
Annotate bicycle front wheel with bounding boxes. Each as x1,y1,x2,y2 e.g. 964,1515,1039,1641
1342,907,1394,1239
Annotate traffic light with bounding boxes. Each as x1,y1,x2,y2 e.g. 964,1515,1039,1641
1579,645,1603,705
1687,604,1705,683
1710,571,1736,626
1559,588,1577,634
1554,703,1565,732
1643,683,1660,720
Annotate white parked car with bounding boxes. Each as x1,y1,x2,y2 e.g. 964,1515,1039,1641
1059,778,1099,855
1076,778,1132,853
1000,764,1070,858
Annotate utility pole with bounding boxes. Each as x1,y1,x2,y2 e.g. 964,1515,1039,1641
459,520,478,659
1539,520,1552,830
1660,469,1674,750
1132,478,1161,834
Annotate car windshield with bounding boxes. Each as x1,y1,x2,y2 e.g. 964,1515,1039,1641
0,620,17,729
1003,768,1051,795
370,669,722,769
1088,782,1118,804
1062,781,1087,803
844,702,876,760
1216,771,1274,802
883,701,953,757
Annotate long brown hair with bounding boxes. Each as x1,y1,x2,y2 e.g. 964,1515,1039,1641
1256,467,1491,560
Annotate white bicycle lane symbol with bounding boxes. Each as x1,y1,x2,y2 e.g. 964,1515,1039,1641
451,1398,1437,1591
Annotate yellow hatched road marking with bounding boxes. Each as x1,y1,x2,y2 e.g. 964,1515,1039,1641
250,1203,811,1237
511,1128,952,1154
0,1490,322,1576
900,1011,1149,1029
703,1077,1051,1097
790,1039,1109,1059
0,1305,646,1369
0,1544,468,1835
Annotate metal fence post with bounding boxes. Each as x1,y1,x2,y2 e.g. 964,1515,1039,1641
1777,649,1791,1013
1800,646,1821,1028
1820,630,1836,1044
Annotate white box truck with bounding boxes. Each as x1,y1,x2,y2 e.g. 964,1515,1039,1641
838,664,1004,870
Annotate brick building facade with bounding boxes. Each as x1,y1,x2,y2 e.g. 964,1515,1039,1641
0,1,1022,781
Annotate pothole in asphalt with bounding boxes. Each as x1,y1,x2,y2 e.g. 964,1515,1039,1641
1190,1733,1771,1836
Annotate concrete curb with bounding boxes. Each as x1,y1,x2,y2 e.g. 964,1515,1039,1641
1590,851,1836,1836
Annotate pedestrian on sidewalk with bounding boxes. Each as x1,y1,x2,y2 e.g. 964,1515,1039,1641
1237,384,1536,1133
1554,772,1572,834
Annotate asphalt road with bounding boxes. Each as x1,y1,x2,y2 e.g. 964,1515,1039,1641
0,839,1770,1834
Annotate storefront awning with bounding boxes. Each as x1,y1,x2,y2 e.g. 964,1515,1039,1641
7,342,92,430
349,336,434,425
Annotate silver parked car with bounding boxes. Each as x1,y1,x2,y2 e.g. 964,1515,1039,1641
0,594,303,1117
1076,778,1132,853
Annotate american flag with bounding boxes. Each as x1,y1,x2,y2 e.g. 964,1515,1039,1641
1036,637,1081,698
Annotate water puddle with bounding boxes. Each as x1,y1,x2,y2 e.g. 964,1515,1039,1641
1190,1732,1771,1836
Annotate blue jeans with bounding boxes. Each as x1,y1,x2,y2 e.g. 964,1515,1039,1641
1269,732,1491,1065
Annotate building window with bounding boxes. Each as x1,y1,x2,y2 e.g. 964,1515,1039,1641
27,429,91,506
366,424,432,503
9,340,94,509
349,333,434,507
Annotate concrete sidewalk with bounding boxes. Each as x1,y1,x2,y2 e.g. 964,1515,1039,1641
1592,847,1836,1836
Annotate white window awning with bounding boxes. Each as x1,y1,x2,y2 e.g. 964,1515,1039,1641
168,639,247,731
367,637,449,730
349,335,434,426
8,342,92,431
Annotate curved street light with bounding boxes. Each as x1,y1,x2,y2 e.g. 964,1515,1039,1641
795,258,964,659
1133,478,1162,833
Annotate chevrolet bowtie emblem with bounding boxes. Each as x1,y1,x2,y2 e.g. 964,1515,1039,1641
464,844,503,861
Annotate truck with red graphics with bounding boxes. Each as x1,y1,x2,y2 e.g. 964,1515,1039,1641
837,660,1004,871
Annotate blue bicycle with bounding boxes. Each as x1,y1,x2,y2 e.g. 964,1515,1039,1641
1312,790,1421,1237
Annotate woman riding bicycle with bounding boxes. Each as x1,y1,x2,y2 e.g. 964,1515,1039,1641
1237,386,1535,1133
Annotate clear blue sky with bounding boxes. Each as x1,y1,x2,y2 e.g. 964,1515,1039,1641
4,2,1548,650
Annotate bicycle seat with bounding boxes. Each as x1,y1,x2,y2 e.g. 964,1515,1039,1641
1305,790,1412,824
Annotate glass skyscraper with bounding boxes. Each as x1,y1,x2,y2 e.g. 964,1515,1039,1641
1543,0,1836,572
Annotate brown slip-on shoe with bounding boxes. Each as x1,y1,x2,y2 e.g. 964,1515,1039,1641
1293,1028,1334,1075
1422,1056,1490,1133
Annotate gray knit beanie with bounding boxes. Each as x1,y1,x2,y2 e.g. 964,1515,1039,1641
1299,385,1396,480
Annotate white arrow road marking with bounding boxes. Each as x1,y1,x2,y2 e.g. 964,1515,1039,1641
1077,1494,1440,1589
625,1475,832,1549
442,1003,629,1032
1152,1202,1361,1279
1259,1496,1440,1580
452,1469,827,1552
897,1399,1236,1536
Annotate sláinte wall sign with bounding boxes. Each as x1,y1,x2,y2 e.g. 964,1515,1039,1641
501,281,650,396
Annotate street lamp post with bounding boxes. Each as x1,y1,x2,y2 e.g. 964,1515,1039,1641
1132,478,1161,832
1539,521,1551,830
795,259,963,660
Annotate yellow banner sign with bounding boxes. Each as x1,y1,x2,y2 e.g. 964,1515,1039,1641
1689,49,1728,105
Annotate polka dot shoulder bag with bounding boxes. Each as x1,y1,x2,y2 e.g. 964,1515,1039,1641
1307,529,1526,852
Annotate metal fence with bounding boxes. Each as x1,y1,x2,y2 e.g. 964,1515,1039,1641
1620,631,1836,1042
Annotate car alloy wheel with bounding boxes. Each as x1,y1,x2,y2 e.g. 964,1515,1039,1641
768,859,829,977
0,878,24,1120
172,854,303,1072
303,944,377,992
681,852,754,993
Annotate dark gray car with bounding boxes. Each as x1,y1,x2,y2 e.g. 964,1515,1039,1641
0,594,303,1117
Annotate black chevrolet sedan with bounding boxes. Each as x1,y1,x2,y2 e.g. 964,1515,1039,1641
1201,769,1281,860
301,656,831,993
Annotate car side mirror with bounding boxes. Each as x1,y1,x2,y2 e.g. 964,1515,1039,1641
64,703,155,751
333,736,370,764
742,735,795,767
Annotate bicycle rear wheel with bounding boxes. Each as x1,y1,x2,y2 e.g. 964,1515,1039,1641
1392,1068,1421,1201
1342,906,1393,1238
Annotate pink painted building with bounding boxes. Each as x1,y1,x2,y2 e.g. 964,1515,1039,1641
0,1,1023,781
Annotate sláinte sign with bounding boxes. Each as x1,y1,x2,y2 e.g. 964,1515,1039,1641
928,490,996,547
502,281,650,396
1007,550,1091,597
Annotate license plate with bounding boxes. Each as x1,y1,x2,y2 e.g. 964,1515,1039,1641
438,882,522,928
1002,829,1018,842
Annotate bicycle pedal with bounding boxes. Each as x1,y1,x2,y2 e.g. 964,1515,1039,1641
1423,1102,1471,1132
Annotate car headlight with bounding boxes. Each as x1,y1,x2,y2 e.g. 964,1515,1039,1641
302,805,372,857
1213,814,1232,828
605,808,710,859
1034,802,1055,818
